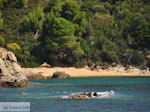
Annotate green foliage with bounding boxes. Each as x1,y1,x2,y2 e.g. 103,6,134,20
1,0,150,67
21,6,44,33
61,0,80,21
74,11,88,36
16,0,28,8
0,0,2,8
130,51,145,66
93,14,115,38
74,61,85,68
47,17,75,37
121,49,145,66
80,38,91,57
14,33,41,67
0,12,3,29
81,1,96,13
0,0,28,8
43,17,84,64
94,36,117,51
0,35,5,46
6,43,21,50
100,51,119,63
47,0,64,16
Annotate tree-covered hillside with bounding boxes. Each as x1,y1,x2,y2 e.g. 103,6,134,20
0,0,150,68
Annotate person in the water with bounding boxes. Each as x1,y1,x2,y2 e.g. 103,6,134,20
92,92,98,96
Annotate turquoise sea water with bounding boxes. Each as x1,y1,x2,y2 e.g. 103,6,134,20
0,77,150,112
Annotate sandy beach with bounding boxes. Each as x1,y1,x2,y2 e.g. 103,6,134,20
24,66,150,78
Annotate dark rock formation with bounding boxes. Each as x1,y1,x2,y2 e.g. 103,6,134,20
52,71,70,79
0,79,28,88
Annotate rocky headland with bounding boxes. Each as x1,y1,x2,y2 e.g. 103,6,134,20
0,48,42,88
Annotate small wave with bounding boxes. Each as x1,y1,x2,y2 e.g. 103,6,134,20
62,96,69,99
92,90,115,99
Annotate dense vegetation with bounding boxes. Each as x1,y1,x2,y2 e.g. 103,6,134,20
0,0,150,68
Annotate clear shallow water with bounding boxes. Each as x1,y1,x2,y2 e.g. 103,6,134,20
0,77,150,112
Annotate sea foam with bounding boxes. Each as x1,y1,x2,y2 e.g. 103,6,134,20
91,90,115,98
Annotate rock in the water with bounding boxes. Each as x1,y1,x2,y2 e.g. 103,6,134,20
0,48,52,87
0,79,28,88
0,48,30,88
40,62,51,68
0,73,28,88
68,92,92,99
26,72,45,80
52,70,70,78
68,91,115,99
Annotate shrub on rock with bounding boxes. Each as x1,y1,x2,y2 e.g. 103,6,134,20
6,43,21,51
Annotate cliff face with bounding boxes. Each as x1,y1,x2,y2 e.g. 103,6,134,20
0,48,28,87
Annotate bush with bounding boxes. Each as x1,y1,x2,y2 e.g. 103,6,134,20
16,0,28,8
6,43,21,51
22,61,40,68
74,61,86,68
21,6,44,33
94,36,117,51
0,12,3,29
0,35,5,46
87,59,94,67
1,0,28,8
130,51,145,66
100,51,119,63
121,49,145,66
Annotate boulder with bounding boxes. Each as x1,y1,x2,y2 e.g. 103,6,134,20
0,79,28,88
0,48,38,88
126,66,141,73
68,91,115,99
0,73,28,88
52,70,70,79
26,72,45,80
68,92,101,99
68,92,91,99
40,62,51,68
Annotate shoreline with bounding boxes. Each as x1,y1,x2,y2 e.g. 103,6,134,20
24,67,150,78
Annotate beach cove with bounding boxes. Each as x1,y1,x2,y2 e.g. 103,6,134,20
24,66,150,78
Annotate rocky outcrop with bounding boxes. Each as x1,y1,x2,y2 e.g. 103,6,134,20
68,92,102,99
26,72,45,80
52,70,70,79
68,92,92,99
87,64,150,74
40,62,51,68
0,48,41,88
68,91,115,99
0,76,28,88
